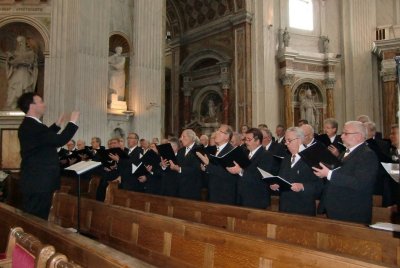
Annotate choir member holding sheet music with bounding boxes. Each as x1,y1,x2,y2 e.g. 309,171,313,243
226,128,275,209
313,121,379,224
270,127,323,216
196,124,239,205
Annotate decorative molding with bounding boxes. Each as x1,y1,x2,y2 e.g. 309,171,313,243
280,74,295,86
372,38,400,59
323,78,336,89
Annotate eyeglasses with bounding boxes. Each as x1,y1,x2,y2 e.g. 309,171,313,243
218,129,228,135
342,132,359,136
285,137,299,144
245,137,254,142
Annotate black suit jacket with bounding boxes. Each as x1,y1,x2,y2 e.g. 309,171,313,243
278,156,323,216
206,143,239,205
18,117,78,193
175,145,203,200
319,143,379,224
237,146,274,209
119,146,144,191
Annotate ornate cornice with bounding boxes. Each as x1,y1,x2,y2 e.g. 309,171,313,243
372,38,400,59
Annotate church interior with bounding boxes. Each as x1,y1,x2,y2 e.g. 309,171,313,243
0,0,400,267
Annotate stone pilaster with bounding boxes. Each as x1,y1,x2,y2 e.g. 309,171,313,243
380,59,397,138
46,0,110,143
324,78,336,119
280,74,294,128
131,0,165,140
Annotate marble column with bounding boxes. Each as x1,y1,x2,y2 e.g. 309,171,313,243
170,44,181,134
131,0,165,140
46,0,110,143
233,19,252,129
220,62,230,124
280,74,294,128
182,88,192,125
324,78,336,119
380,59,397,138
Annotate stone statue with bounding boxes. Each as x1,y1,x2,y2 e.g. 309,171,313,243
108,46,126,101
321,36,329,53
300,89,317,127
283,27,290,47
207,99,217,119
5,35,38,109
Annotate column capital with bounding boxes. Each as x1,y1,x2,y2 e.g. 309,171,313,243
181,87,193,96
324,78,336,89
280,74,295,86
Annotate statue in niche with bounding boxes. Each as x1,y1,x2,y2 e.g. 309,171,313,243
321,36,330,53
200,93,222,123
5,35,38,109
283,27,290,47
300,89,318,127
108,46,126,101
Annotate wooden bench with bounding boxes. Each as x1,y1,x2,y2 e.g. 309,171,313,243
104,183,400,266
0,202,155,268
49,192,388,268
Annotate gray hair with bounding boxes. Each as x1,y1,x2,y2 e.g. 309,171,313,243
345,121,367,139
324,118,338,130
286,127,305,142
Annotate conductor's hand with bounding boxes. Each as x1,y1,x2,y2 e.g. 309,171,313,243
70,111,80,124
195,152,209,165
56,114,66,127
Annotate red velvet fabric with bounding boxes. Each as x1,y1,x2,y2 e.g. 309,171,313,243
12,244,35,268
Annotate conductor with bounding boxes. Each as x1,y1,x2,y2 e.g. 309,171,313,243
17,92,79,219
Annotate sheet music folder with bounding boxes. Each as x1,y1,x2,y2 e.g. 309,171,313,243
156,143,177,163
299,142,342,170
257,167,292,191
209,146,251,169
65,160,102,175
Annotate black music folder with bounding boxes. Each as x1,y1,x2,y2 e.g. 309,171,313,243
257,167,292,191
140,149,161,167
299,142,342,170
209,146,251,169
156,143,177,163
131,162,149,177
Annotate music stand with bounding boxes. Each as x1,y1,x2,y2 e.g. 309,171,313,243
65,160,101,233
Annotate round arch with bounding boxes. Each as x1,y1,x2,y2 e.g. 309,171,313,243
180,48,231,73
0,15,50,53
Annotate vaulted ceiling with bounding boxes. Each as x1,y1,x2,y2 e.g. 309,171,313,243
166,0,245,38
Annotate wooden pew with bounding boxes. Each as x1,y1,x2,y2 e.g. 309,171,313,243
0,202,155,268
0,227,55,268
104,183,400,266
49,192,388,268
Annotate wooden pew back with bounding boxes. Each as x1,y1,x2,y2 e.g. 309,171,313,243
105,183,400,266
0,227,55,268
0,202,155,268
50,192,387,268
